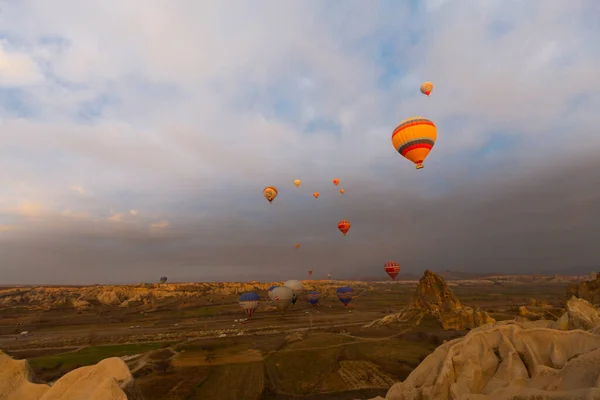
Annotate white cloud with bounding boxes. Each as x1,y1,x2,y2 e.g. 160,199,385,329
0,41,44,87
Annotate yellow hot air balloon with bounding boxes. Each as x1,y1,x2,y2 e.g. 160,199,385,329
295,243,300,249
339,189,345,194
263,186,278,203
391,116,437,170
294,179,301,187
420,81,434,96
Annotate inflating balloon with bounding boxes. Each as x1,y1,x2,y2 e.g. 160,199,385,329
271,286,294,312
384,260,400,280
313,192,319,199
263,186,278,203
391,116,437,170
337,220,351,236
294,179,301,187
420,81,434,96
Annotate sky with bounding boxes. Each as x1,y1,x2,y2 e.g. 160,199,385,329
1,0,600,284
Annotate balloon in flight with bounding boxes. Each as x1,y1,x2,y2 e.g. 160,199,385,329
294,179,301,187
295,243,300,249
420,81,434,96
391,116,437,170
270,286,294,312
336,287,354,307
307,291,320,306
159,276,167,284
327,273,332,280
263,186,278,203
308,269,313,276
339,189,345,194
333,178,340,186
313,192,319,199
337,220,351,236
239,292,260,317
384,261,401,280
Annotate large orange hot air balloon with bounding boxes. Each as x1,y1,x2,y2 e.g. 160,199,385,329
337,220,351,236
384,261,400,280
339,189,345,194
333,178,340,186
420,81,434,96
263,186,278,203
313,192,319,199
295,243,300,249
294,179,301,187
392,116,437,170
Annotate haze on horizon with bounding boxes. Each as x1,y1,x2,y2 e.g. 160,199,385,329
1,1,599,285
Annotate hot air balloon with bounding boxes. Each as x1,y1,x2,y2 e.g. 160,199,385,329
263,186,278,203
391,116,437,170
284,280,304,305
307,291,320,306
339,189,345,194
333,178,340,186
327,273,332,280
294,179,301,187
336,287,354,307
308,269,313,276
295,243,300,249
384,261,401,280
159,276,167,284
239,292,260,317
313,192,319,199
271,286,294,312
267,286,278,302
420,81,434,96
337,220,351,236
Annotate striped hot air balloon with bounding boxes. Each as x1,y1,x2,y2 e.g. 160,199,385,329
337,220,351,236
307,291,320,306
391,116,437,170
239,292,260,317
384,261,400,280
336,287,354,307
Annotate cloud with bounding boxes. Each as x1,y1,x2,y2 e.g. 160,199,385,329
0,1,599,284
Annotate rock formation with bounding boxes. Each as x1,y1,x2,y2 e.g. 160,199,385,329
567,274,600,306
365,270,495,330
370,321,600,400
0,351,144,400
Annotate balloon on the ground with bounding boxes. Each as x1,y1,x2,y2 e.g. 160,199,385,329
267,286,278,301
271,286,294,312
391,116,437,170
384,261,401,280
307,291,320,306
239,292,260,317
263,186,278,203
337,220,351,236
336,287,354,307
333,178,340,186
420,81,434,96
294,179,301,187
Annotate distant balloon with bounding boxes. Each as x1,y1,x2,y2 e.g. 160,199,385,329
391,116,437,170
313,192,320,199
336,287,354,307
339,189,345,194
420,81,434,96
327,273,332,280
263,186,278,203
308,269,313,276
271,286,294,312
159,276,167,284
384,261,401,281
333,178,340,186
295,243,300,249
294,179,301,187
239,292,260,317
307,291,320,306
337,220,351,236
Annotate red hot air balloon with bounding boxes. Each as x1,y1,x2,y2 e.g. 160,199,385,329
337,220,351,236
308,269,313,276
384,261,400,280
333,178,340,186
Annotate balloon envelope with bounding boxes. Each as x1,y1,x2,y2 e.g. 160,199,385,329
333,178,340,186
239,292,260,317
313,192,319,199
263,186,278,203
337,220,351,236
294,179,301,187
307,291,320,305
384,261,400,280
420,81,434,96
391,116,437,170
336,287,354,307
284,280,304,294
159,276,167,284
271,286,294,311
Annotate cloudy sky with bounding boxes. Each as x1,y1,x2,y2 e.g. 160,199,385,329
1,0,599,284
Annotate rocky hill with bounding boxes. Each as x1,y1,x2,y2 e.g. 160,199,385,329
366,270,495,330
0,280,370,311
567,273,600,305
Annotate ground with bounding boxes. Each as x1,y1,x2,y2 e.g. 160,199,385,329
0,280,569,399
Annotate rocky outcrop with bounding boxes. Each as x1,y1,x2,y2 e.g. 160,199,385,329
567,274,600,306
365,270,495,330
0,351,144,400
370,322,600,400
